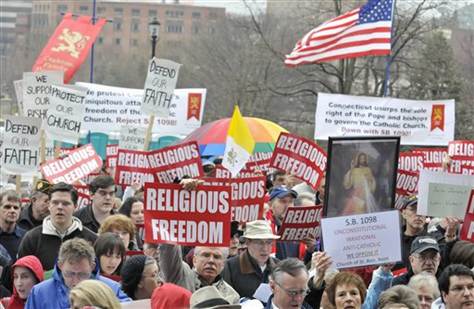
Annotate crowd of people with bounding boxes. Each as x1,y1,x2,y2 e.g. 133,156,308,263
0,163,472,309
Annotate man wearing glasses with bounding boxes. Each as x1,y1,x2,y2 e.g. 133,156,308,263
18,183,97,271
25,238,130,308
0,190,25,260
74,175,116,233
266,258,321,309
435,264,474,309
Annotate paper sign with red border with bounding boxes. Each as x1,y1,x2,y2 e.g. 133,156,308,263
460,189,474,242
203,176,266,222
144,183,231,247
278,205,323,241
148,141,203,183
40,144,102,184
115,149,155,187
270,132,327,190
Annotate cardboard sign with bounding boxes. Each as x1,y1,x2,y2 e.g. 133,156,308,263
204,176,266,222
315,93,455,145
148,142,203,183
394,169,419,209
115,149,155,186
398,151,424,173
40,144,102,184
413,147,448,171
43,84,87,144
460,189,474,242
141,58,181,117
144,183,231,246
1,116,42,175
418,170,474,218
106,144,118,168
76,83,206,136
278,205,323,241
448,141,474,175
270,133,326,190
22,71,63,119
321,210,402,268
119,126,146,150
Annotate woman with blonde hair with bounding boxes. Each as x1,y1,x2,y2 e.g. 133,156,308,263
69,279,121,309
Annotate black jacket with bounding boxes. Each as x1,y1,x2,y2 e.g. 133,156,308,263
17,217,97,271
17,204,43,231
73,205,116,233
222,251,278,298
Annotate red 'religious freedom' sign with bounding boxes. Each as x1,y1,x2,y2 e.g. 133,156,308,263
270,132,327,189
106,144,118,168
394,169,419,209
278,205,323,241
40,144,102,184
115,149,155,187
413,147,448,171
460,189,474,242
448,140,474,175
144,183,231,247
204,176,266,222
148,141,203,183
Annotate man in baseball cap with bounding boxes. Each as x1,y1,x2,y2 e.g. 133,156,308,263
17,179,52,231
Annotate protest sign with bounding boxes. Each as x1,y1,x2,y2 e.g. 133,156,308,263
106,144,118,168
40,144,102,184
74,183,91,209
321,210,402,268
270,133,326,190
1,116,42,175
278,205,323,241
448,141,474,175
22,71,63,119
325,137,399,217
214,164,260,178
119,126,147,150
418,170,474,218
144,183,231,246
75,82,206,135
460,189,474,242
204,176,266,222
13,80,24,115
247,152,276,174
413,148,448,171
141,58,181,117
148,142,203,183
43,84,87,144
315,93,455,145
115,149,155,187
394,169,419,209
398,151,424,173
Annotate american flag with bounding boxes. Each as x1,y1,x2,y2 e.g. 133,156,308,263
285,0,393,66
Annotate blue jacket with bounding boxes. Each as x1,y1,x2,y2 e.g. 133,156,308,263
363,267,393,309
25,262,131,308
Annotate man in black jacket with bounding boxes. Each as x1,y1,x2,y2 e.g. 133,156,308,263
17,179,51,231
17,182,97,271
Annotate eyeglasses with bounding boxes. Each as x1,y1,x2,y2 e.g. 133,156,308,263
274,281,309,298
414,253,440,262
62,271,91,280
251,239,274,247
449,284,474,294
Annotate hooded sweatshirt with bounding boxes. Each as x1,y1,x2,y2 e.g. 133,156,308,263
151,283,191,309
6,256,44,309
17,216,97,271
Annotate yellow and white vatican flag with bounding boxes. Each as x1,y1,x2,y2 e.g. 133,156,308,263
222,106,255,177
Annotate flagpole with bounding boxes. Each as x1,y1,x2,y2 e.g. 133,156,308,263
89,0,97,83
382,0,397,97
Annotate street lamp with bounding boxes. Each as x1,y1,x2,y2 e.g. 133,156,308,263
148,17,160,59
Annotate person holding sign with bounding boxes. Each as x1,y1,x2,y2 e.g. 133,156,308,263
342,152,377,215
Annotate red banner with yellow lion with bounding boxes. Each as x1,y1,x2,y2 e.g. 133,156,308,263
32,13,106,83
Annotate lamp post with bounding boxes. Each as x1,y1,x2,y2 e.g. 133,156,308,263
148,18,160,59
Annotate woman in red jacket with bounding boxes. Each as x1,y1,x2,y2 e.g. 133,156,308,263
1,255,44,309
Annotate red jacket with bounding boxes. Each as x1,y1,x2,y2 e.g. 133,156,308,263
151,283,191,309
4,255,44,309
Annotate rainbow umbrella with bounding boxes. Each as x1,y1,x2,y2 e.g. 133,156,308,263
181,117,288,156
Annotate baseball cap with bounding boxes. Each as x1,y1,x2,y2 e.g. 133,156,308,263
401,195,417,210
34,179,52,195
269,186,297,201
410,236,440,255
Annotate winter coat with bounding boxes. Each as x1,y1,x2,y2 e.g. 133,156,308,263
24,261,131,308
2,256,44,309
17,205,42,232
150,283,191,309
222,250,278,299
73,205,115,233
17,216,97,271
